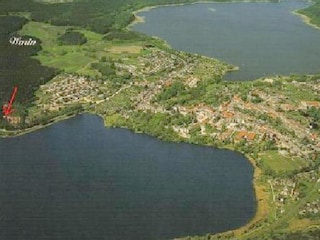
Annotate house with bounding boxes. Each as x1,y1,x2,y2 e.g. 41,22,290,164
233,95,242,103
300,101,320,109
5,115,21,125
234,131,256,141
222,111,234,119
280,104,296,111
310,134,318,142
218,130,233,142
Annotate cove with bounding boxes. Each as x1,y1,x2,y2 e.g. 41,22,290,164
0,114,255,240
132,0,320,80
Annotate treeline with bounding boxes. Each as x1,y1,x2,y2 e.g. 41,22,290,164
0,0,134,34
103,30,149,41
0,104,84,132
26,104,84,127
104,110,195,141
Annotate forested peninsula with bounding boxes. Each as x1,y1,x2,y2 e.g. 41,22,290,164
1,0,320,239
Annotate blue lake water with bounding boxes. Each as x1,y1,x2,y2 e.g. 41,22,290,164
132,0,320,80
0,114,255,240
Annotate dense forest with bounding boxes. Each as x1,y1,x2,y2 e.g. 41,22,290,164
0,0,217,34
0,15,57,115
58,30,87,45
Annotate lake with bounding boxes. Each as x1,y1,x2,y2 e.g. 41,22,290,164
132,0,320,80
0,114,255,240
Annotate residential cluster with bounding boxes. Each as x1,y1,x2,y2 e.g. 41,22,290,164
172,82,320,160
34,50,320,166
131,50,228,114
114,49,180,79
38,74,102,111
269,178,298,216
113,50,320,163
137,49,179,75
299,199,320,217
269,168,320,218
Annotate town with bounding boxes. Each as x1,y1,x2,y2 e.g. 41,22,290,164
16,42,320,240
31,46,320,166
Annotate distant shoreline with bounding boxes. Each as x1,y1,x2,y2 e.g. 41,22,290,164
129,0,319,34
129,0,279,29
293,10,320,31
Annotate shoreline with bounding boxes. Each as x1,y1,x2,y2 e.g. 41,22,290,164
128,0,271,29
1,111,267,238
293,10,320,31
215,146,268,238
129,0,320,36
0,111,268,239
0,113,77,138
233,155,268,237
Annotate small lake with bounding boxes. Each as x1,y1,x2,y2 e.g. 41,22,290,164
0,114,255,240
132,0,320,80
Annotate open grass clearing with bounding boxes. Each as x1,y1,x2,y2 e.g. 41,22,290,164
19,21,67,46
260,150,309,172
19,22,108,75
282,84,318,102
41,52,95,72
33,0,74,3
107,45,143,54
19,21,150,76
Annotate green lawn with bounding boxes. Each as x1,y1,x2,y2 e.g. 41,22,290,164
260,150,309,172
282,84,318,102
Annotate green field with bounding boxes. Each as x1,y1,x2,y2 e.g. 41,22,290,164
260,150,309,173
20,22,143,77
19,22,102,75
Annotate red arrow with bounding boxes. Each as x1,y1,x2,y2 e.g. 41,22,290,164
2,86,18,117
